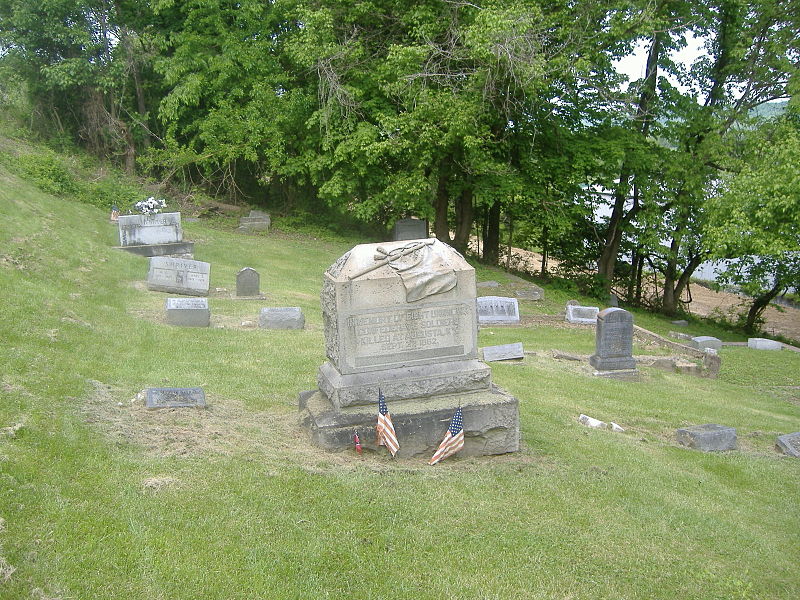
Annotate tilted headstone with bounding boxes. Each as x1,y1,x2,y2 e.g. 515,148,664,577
165,297,210,327
118,212,182,246
476,296,520,324
259,307,304,329
775,432,800,457
236,267,260,297
146,257,210,296
748,337,782,350
676,423,736,452
691,335,722,352
303,238,520,458
392,218,428,241
565,304,599,324
589,307,636,371
146,387,206,409
483,342,524,362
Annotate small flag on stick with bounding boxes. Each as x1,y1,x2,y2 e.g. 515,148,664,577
376,389,399,457
353,431,363,456
430,407,464,465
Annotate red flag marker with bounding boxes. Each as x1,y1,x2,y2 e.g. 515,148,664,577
353,431,363,456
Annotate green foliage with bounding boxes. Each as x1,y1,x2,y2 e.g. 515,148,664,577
14,151,81,196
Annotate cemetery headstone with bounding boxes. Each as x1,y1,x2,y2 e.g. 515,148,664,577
747,338,782,350
237,210,271,234
236,267,260,297
609,293,619,307
589,307,636,372
146,387,206,409
676,423,736,452
147,257,210,296
691,335,722,352
392,217,428,241
301,238,520,457
259,307,305,329
775,432,800,457
165,297,210,327
476,296,520,324
483,342,524,362
117,212,194,256
476,280,500,288
671,319,689,327
565,304,599,324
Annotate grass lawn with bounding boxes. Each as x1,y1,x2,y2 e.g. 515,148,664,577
1,162,798,599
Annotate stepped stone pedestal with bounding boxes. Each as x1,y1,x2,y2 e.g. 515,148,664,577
300,238,520,457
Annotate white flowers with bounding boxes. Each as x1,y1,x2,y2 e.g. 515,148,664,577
135,197,167,215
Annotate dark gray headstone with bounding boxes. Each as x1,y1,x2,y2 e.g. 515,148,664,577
236,267,260,297
483,342,524,362
476,296,520,324
609,293,619,307
776,432,800,457
237,211,270,233
589,307,636,371
146,257,210,296
165,297,210,327
676,424,737,452
259,307,305,329
146,387,206,409
392,218,428,241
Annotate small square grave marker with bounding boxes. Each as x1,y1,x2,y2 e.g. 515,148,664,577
259,307,305,329
776,432,800,457
146,387,206,409
565,305,599,324
691,336,722,352
165,297,210,327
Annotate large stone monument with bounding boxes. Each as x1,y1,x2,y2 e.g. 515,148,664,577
589,307,637,374
117,212,194,257
147,256,210,296
300,238,519,458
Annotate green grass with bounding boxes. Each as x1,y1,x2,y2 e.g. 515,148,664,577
1,160,799,599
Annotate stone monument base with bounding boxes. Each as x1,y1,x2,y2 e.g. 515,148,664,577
117,242,195,257
299,387,519,458
318,359,492,410
589,354,637,371
591,368,639,380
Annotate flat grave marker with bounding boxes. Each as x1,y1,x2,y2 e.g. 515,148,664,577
146,387,206,409
165,297,210,327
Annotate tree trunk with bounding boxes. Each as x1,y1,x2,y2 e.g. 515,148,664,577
745,281,783,333
434,159,452,243
541,224,549,277
453,187,473,254
506,215,514,271
482,200,501,264
599,33,661,291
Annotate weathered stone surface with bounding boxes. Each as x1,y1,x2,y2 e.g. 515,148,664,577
609,293,619,307
748,337,782,350
259,307,304,329
118,241,194,257
146,387,206,409
514,284,544,301
671,319,689,327
146,257,210,296
476,296,520,324
476,280,500,288
775,432,800,457
565,305,599,324
318,359,491,409
322,239,478,375
676,423,737,452
589,308,636,371
165,297,210,327
236,211,270,234
392,218,428,241
691,336,722,352
610,422,625,433
482,342,524,362
579,414,606,428
669,331,693,341
299,388,519,458
118,212,182,247
236,267,260,297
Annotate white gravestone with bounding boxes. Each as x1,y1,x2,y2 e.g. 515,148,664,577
147,257,210,296
691,336,722,352
565,305,599,324
118,212,182,246
476,296,520,324
748,338,782,350
259,307,305,329
483,342,524,362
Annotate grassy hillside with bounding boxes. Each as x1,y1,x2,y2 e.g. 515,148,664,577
0,151,799,599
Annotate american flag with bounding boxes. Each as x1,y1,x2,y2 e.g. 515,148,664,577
429,407,464,465
376,389,399,456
